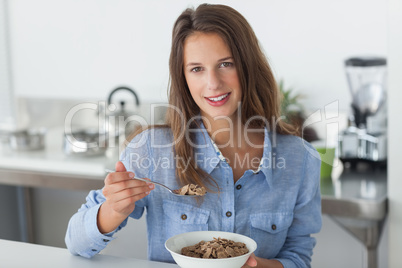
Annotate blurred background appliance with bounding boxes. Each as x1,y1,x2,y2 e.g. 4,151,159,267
105,86,141,159
63,129,106,156
339,57,387,167
106,86,140,139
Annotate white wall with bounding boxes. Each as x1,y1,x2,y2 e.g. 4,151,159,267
8,0,387,111
388,0,402,267
0,0,16,129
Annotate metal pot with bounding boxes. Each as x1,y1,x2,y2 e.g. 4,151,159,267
8,128,46,151
63,129,107,156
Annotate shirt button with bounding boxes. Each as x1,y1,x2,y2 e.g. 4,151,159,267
181,214,187,220
271,224,277,230
91,249,98,252
103,239,109,242
226,211,232,217
236,185,242,190
255,171,260,175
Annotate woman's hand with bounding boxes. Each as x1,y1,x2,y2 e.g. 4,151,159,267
241,253,284,268
97,161,154,233
242,253,258,267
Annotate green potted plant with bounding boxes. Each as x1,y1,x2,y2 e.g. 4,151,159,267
278,80,318,142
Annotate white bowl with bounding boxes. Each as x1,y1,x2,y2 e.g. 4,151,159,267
165,231,257,268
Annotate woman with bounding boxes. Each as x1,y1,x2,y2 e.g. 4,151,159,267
65,4,321,268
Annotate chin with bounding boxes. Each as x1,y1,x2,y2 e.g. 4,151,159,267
205,112,238,121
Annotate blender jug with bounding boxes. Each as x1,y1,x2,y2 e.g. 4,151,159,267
339,57,387,165
345,57,387,128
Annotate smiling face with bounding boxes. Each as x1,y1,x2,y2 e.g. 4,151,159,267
183,32,242,123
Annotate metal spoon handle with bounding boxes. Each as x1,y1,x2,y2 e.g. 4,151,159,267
104,169,174,193
143,180,176,193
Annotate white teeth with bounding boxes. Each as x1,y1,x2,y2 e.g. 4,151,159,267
208,93,229,102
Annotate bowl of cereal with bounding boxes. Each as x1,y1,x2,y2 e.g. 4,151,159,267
165,231,257,268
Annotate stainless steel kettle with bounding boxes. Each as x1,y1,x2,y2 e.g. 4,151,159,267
106,86,140,157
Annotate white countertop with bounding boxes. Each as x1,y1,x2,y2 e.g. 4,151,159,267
0,127,115,177
0,239,178,268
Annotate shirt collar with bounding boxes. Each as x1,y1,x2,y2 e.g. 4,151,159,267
260,127,273,189
193,122,221,174
192,122,274,189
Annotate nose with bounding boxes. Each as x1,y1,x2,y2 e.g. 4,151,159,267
206,70,221,91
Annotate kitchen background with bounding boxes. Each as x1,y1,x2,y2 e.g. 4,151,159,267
0,0,401,267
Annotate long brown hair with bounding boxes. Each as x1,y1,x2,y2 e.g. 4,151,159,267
134,4,299,191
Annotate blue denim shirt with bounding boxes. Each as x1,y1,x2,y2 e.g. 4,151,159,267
65,125,322,268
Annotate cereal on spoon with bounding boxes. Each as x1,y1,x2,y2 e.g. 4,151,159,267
174,184,206,196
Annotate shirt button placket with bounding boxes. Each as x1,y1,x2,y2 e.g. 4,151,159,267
222,168,235,232
223,209,234,232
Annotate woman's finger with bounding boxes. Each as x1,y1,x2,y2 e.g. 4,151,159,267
104,171,135,185
242,254,257,267
114,183,154,200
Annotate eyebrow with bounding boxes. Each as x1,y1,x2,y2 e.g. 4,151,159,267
185,56,234,68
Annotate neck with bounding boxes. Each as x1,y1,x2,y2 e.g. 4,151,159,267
202,113,263,150
201,113,237,147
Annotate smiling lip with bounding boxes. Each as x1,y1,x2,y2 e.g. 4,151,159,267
205,92,231,106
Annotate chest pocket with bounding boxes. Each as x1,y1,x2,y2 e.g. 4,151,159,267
249,212,293,258
162,199,210,238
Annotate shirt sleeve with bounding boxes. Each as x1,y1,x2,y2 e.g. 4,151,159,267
274,144,322,268
65,131,150,258
64,189,128,258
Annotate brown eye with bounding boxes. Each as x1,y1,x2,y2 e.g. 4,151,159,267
191,67,202,72
220,62,233,68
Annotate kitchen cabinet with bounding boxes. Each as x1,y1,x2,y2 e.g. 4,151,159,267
321,166,387,268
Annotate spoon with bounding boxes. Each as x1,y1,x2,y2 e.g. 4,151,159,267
104,169,201,197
